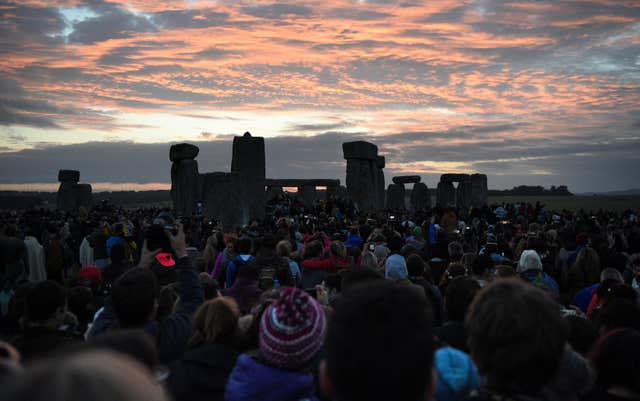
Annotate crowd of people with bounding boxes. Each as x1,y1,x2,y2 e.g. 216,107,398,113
0,193,639,401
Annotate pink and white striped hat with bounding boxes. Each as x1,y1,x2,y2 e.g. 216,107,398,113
259,287,326,369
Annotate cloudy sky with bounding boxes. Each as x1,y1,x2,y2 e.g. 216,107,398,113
1,0,639,192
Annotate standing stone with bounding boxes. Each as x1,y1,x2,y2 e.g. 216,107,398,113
343,141,385,212
56,169,92,211
470,174,488,207
410,182,430,211
437,181,456,207
58,170,80,183
170,141,200,217
170,143,199,162
201,172,243,231
456,180,473,209
231,132,266,223
386,183,405,210
299,185,317,209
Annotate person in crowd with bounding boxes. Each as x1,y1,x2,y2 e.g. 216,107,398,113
106,223,125,257
583,328,640,401
249,234,293,290
88,223,204,364
225,287,326,401
224,237,253,289
221,264,262,315
167,297,241,401
385,235,407,280
471,254,494,287
517,249,560,294
435,276,480,352
466,279,568,401
407,253,443,326
320,280,436,401
102,242,129,289
343,226,363,249
211,235,237,283
567,247,601,299
0,351,170,401
276,240,301,286
11,280,76,361
23,231,46,283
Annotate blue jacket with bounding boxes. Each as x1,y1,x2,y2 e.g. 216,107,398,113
88,256,204,364
225,354,317,401
343,234,363,249
226,255,253,289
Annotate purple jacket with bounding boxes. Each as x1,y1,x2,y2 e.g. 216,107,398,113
221,278,262,314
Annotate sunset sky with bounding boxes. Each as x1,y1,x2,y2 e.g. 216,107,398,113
1,0,639,192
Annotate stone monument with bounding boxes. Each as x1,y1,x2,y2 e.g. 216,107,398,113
343,141,385,212
57,170,92,211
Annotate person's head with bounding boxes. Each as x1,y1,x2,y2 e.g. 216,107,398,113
67,286,95,324
565,315,598,356
199,272,219,300
304,240,324,259
330,241,346,258
387,235,404,254
224,235,237,252
444,276,480,321
321,281,436,401
574,246,600,271
596,299,640,333
276,240,291,258
589,328,640,396
89,330,159,373
517,249,542,273
495,265,516,278
26,280,66,323
447,241,464,262
189,297,240,348
341,268,384,292
600,267,623,283
260,234,277,251
110,243,126,264
385,254,408,281
237,236,253,255
0,351,169,401
111,268,159,327
471,254,494,277
259,288,326,370
406,254,427,278
466,279,568,395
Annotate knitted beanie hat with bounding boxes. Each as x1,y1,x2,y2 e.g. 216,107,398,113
259,287,326,370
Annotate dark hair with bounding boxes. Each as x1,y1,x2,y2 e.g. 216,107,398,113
237,237,253,254
466,279,568,394
261,234,277,250
596,299,640,332
112,268,159,327
472,254,494,276
188,297,239,348
325,281,435,401
89,329,159,372
67,286,94,324
444,276,480,321
199,273,219,300
26,280,65,322
110,243,126,263
237,262,259,280
303,240,323,259
565,315,598,356
406,254,427,277
589,328,640,394
340,268,383,293
387,235,404,254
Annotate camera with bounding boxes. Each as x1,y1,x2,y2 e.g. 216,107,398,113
145,211,177,252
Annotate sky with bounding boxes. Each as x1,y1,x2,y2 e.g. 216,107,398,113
0,0,639,193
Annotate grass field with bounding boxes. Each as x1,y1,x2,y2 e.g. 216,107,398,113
488,195,640,212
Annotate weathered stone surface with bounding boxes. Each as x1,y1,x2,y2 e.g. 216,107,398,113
336,185,348,199
298,185,317,209
171,159,200,217
386,183,405,210
343,141,378,160
344,141,385,211
456,181,473,209
58,170,80,182
440,173,470,183
410,182,430,210
57,179,92,211
393,175,421,185
231,132,266,223
201,172,243,231
170,143,199,162
470,174,488,207
437,181,456,207
75,184,92,210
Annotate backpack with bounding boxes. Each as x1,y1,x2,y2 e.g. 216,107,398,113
258,257,288,291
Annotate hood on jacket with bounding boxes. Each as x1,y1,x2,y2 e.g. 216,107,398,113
434,346,481,401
